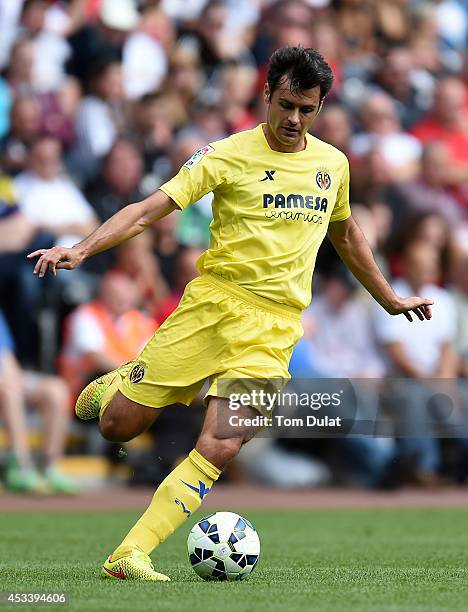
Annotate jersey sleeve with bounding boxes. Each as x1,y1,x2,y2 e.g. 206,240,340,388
159,139,236,210
330,156,351,223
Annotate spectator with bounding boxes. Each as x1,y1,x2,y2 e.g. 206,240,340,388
66,0,139,87
113,233,169,315
179,89,228,143
374,241,459,485
0,168,56,365
310,19,343,98
18,0,72,94
83,138,145,275
219,64,257,134
388,211,457,284
122,5,171,100
410,77,468,194
350,146,395,205
374,0,411,46
128,93,175,183
3,36,75,148
253,0,314,73
347,203,391,277
161,0,208,22
152,211,182,288
374,45,432,130
289,266,392,487
10,137,98,364
0,309,77,494
408,3,443,74
392,141,464,227
0,168,37,254
165,43,204,121
313,104,352,157
0,1,23,71
71,59,126,180
335,0,376,72
435,0,468,64
351,91,422,182
181,0,254,80
3,36,36,97
305,268,385,379
59,271,157,403
1,95,42,175
85,138,144,223
14,136,98,246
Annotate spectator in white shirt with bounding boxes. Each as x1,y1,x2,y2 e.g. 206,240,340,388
375,241,457,378
289,267,393,487
71,59,125,181
374,240,460,485
13,138,99,363
351,90,422,182
14,136,97,247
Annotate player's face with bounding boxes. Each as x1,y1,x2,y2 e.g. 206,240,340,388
264,78,323,152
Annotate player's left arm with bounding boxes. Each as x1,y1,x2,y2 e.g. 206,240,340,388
328,216,433,322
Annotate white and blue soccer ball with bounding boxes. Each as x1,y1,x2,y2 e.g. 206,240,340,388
187,511,260,581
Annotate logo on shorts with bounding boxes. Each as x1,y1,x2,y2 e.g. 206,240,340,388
129,361,147,384
315,169,331,190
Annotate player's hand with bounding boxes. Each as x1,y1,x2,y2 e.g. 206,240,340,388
387,297,434,322
27,246,84,278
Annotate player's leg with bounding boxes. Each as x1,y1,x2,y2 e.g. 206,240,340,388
99,390,162,442
75,359,161,443
103,396,260,581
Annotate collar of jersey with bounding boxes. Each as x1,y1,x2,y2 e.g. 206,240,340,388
258,123,311,155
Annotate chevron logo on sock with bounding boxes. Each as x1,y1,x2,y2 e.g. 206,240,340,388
181,480,211,499
175,498,192,516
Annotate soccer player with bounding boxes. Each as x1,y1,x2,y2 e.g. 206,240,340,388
28,47,433,581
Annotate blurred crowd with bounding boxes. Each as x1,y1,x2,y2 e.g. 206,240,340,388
1,0,468,494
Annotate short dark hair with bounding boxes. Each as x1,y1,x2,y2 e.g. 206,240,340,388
267,46,334,102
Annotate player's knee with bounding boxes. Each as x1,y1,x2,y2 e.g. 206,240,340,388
99,396,156,443
99,413,132,442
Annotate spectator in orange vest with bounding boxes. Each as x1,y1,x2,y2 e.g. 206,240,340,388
59,270,157,403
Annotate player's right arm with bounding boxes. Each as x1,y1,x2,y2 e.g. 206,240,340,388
27,190,178,277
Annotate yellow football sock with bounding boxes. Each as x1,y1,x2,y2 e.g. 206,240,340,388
112,449,221,558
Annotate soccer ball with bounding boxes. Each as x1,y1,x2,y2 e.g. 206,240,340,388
187,511,260,581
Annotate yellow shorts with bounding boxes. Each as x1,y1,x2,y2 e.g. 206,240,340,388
119,273,303,414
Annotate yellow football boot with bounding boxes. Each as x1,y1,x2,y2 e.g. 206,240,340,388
75,362,133,420
101,550,170,582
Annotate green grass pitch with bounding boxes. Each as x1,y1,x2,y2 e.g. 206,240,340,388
1,508,468,612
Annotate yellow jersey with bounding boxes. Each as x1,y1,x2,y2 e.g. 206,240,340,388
160,123,351,311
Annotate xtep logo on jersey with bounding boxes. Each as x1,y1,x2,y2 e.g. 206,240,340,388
181,479,211,499
260,170,276,181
